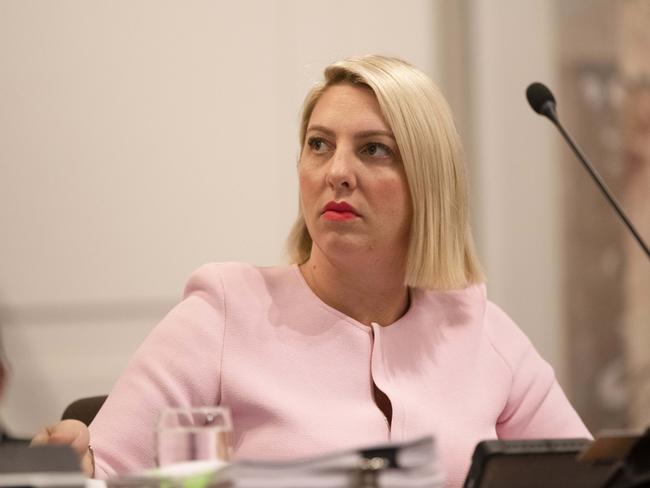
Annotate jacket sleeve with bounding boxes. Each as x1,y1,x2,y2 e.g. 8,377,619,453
484,302,592,440
89,263,227,478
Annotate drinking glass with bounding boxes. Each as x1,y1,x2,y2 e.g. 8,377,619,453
156,406,233,467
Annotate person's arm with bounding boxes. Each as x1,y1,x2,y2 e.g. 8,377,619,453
484,302,592,440
31,264,227,478
90,265,227,478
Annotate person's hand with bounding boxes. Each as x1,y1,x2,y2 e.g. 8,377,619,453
31,420,94,477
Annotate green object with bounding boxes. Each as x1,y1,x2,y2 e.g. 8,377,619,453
182,470,213,488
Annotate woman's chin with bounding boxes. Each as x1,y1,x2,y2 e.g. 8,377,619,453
316,236,373,259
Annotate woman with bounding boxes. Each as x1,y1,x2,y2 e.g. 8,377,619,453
32,55,590,487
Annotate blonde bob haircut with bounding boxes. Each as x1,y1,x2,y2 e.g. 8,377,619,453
287,55,484,290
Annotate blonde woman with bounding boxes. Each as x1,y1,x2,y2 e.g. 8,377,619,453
33,55,589,487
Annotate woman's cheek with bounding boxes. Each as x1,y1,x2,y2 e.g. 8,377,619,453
298,171,319,217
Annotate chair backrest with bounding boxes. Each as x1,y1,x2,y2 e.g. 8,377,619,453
61,395,107,426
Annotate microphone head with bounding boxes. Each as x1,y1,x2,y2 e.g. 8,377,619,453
526,82,556,115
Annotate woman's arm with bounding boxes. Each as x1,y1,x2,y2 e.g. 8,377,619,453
31,264,227,479
484,301,592,440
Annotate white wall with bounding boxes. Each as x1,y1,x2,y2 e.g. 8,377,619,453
0,0,440,436
1,0,573,439
467,0,566,380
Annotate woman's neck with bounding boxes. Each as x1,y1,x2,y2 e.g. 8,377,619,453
299,248,410,327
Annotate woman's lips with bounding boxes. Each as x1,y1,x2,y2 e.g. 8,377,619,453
321,201,360,221
322,210,358,221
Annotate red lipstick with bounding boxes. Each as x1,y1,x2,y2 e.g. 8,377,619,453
322,201,359,221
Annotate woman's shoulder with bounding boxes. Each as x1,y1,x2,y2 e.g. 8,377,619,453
183,262,296,304
419,283,526,329
185,261,258,282
480,295,549,377
186,261,295,282
415,284,538,364
413,282,488,328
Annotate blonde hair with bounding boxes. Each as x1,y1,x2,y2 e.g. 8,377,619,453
287,55,484,290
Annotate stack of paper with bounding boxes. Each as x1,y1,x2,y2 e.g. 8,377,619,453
106,437,443,488
231,436,443,488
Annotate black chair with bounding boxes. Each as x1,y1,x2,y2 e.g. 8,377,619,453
61,395,107,426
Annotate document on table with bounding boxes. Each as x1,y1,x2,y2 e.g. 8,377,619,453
105,436,443,488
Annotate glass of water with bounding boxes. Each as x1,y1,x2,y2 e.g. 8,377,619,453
156,406,233,467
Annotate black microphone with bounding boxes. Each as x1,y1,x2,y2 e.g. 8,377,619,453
526,82,650,261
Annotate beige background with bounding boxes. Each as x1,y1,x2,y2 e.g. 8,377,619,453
1,0,566,436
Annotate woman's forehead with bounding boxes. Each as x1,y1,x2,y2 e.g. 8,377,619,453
308,84,391,134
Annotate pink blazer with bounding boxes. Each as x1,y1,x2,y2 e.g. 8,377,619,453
90,262,590,487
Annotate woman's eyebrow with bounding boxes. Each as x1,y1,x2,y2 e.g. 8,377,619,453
305,124,335,136
354,130,396,141
306,125,396,141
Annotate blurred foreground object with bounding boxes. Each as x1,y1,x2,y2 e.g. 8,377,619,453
0,444,84,488
106,436,443,488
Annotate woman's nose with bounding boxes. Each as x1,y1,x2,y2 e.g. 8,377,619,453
326,147,357,191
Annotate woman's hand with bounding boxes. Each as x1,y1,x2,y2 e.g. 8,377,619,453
31,419,94,477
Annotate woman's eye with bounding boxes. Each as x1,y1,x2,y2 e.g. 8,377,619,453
363,142,391,158
307,137,329,153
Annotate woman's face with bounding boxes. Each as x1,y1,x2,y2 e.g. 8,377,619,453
299,83,412,265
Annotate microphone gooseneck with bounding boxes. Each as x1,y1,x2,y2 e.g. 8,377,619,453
526,82,650,261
